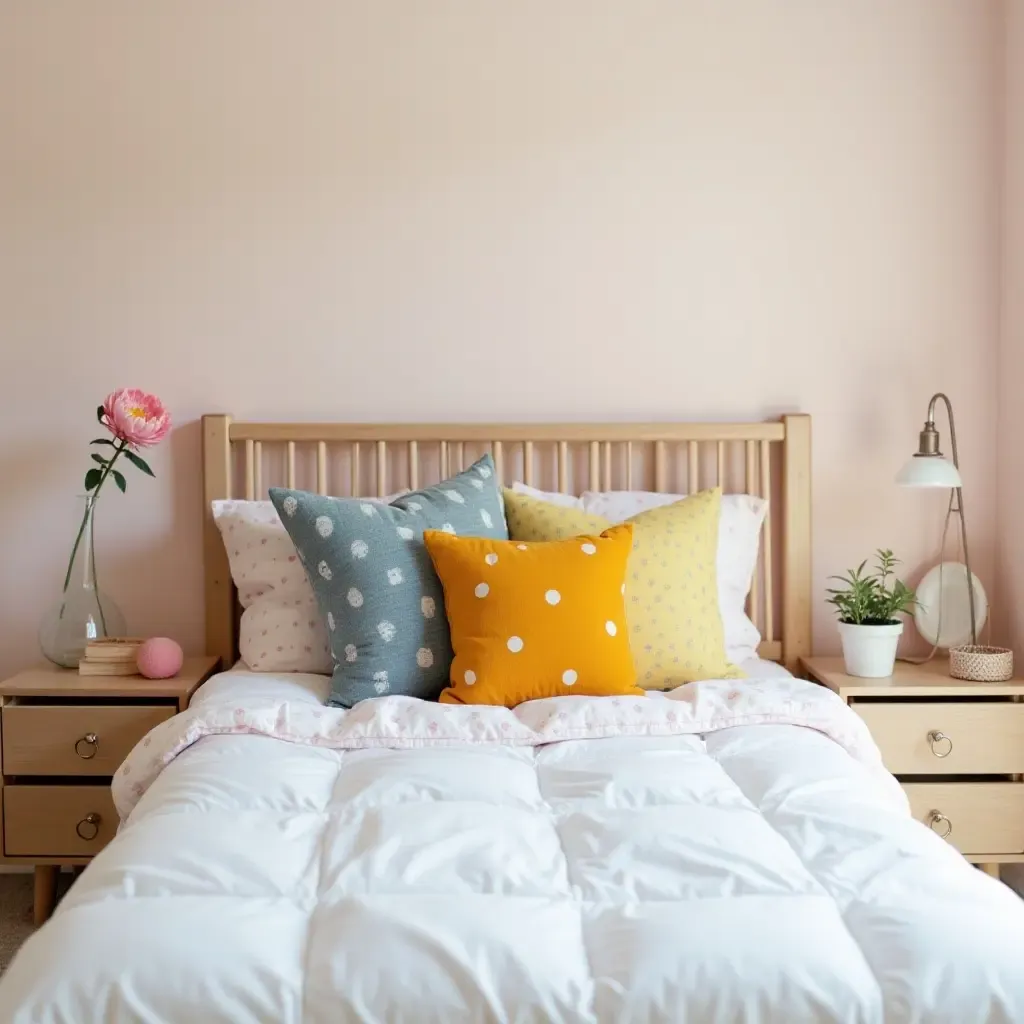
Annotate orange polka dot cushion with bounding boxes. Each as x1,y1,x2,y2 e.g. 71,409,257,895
423,524,643,707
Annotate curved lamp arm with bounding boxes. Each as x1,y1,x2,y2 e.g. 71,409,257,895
922,393,976,644
925,393,959,467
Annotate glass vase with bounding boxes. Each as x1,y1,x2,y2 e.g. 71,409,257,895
38,495,127,668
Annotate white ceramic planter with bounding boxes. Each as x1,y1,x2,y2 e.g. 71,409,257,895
838,621,904,678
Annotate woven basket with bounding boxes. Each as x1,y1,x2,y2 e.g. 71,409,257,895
948,645,1014,682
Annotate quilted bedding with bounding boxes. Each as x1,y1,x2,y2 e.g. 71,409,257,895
1,667,1023,1023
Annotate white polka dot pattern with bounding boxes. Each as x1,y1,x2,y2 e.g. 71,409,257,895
266,453,508,706
424,521,639,707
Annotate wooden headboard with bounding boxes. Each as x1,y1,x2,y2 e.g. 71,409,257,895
202,415,811,672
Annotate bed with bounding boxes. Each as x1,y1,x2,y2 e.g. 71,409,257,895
1,416,1023,1023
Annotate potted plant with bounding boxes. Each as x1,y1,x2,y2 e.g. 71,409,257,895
826,549,917,678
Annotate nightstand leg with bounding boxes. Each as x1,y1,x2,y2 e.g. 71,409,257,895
980,863,1000,879
33,866,58,925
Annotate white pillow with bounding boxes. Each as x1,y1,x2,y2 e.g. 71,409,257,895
581,490,768,663
509,482,583,508
212,493,406,673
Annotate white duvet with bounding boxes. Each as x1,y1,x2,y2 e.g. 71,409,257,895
2,666,1023,1023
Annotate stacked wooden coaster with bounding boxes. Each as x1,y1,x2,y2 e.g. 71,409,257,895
78,638,144,676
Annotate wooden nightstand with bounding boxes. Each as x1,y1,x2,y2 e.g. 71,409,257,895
0,655,220,923
801,656,1024,878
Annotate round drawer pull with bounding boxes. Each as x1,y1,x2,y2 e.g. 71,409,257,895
928,810,953,838
74,733,99,760
927,730,953,758
76,813,101,841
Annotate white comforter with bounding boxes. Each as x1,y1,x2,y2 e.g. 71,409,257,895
1,667,1023,1023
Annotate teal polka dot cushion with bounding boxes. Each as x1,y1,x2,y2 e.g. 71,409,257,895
270,455,507,706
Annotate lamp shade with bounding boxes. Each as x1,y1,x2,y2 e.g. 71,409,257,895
895,455,962,488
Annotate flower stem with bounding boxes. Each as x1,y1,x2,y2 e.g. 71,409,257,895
61,508,89,595
61,440,127,594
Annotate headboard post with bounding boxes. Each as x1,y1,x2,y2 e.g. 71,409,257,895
781,413,812,671
203,414,236,667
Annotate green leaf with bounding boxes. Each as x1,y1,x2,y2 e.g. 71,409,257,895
90,437,116,447
829,551,917,624
112,469,127,493
96,405,105,425
84,468,102,491
124,450,154,477
90,453,107,467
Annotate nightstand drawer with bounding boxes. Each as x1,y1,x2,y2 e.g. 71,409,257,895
853,702,1024,774
903,782,1024,854
3,785,117,856
2,704,174,776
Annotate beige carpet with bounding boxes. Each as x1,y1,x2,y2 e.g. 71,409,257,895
0,873,73,975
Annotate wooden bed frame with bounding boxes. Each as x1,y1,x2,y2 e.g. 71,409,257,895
202,415,812,671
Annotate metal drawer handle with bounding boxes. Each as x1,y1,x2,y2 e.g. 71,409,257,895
927,730,953,758
74,733,99,759
928,810,953,838
76,813,101,841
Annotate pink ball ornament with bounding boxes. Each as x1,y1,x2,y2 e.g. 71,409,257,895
136,637,184,679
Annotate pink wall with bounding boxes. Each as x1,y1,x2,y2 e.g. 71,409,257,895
999,0,1024,657
0,2,1005,677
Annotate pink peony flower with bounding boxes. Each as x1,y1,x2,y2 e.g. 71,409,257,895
102,389,171,448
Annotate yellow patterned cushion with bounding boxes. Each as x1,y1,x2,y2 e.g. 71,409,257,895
424,524,642,707
502,487,743,688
